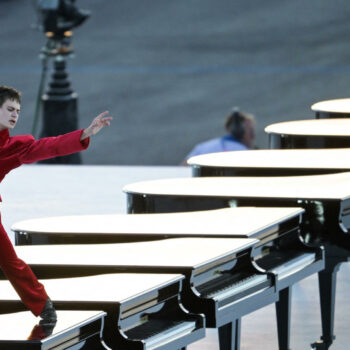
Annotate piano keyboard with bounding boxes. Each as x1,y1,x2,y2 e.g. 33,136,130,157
199,273,269,304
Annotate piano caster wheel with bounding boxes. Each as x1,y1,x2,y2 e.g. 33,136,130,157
310,339,333,350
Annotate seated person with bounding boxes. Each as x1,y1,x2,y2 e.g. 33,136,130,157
184,109,256,162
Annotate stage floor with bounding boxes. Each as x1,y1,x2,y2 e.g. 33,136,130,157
2,165,349,349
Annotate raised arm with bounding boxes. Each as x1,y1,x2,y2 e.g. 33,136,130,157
81,111,113,140
17,111,113,164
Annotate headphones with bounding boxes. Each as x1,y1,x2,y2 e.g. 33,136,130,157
228,107,245,141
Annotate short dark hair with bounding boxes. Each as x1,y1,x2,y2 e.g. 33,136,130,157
225,109,255,141
0,86,21,107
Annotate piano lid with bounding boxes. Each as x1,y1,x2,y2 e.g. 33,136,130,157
12,207,303,238
15,238,258,270
311,98,350,114
187,148,350,170
0,310,105,344
0,274,184,304
123,172,350,201
265,118,350,137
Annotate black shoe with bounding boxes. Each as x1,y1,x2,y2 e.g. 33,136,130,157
28,323,56,340
39,298,57,326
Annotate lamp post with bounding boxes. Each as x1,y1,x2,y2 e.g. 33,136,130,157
34,0,89,164
39,34,80,164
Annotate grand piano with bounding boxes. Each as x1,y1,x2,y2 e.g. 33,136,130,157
0,273,203,350
188,150,350,349
123,171,350,349
11,207,311,350
187,148,350,177
12,236,275,350
311,98,350,119
265,119,350,149
0,309,107,349
13,207,303,246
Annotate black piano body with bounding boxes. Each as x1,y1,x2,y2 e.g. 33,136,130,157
0,309,106,349
188,149,350,178
188,146,350,350
265,119,350,149
124,172,350,349
124,175,350,246
124,182,325,350
264,119,350,347
14,207,302,246
14,236,277,350
11,207,309,350
123,179,324,288
0,273,204,350
311,98,350,119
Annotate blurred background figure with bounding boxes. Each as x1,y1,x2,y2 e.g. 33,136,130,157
2,1,348,165
183,108,256,163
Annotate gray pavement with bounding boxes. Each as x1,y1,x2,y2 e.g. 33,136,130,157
1,164,190,237
2,3,350,346
1,0,350,164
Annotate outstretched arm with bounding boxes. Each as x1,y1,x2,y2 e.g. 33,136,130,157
81,111,113,140
16,111,113,164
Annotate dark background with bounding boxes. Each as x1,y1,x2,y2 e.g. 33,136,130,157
1,0,350,165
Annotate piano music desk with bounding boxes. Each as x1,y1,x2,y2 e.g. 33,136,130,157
265,119,350,148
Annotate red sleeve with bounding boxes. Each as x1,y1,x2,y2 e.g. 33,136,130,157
17,129,90,164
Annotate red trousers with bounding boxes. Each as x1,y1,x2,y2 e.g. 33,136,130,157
0,214,48,316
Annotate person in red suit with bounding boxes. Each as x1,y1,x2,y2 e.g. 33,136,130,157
0,85,112,324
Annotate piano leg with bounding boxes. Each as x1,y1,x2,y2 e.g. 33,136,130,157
276,287,291,350
218,318,241,350
311,258,340,349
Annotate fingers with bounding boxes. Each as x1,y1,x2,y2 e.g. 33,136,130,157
96,111,110,119
99,116,112,126
101,119,111,127
90,112,113,134
95,112,113,124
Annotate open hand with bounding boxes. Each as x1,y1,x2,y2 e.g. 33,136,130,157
81,111,113,140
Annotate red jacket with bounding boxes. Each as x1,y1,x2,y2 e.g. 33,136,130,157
0,129,90,201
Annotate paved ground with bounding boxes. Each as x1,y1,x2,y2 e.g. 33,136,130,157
1,0,350,165
2,3,350,347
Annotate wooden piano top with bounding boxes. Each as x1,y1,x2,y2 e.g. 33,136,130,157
0,310,104,343
123,172,350,200
311,98,350,114
265,118,350,136
12,207,302,238
187,149,350,170
15,238,257,269
0,273,183,303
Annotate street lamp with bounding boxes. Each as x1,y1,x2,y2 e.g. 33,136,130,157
34,0,90,164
